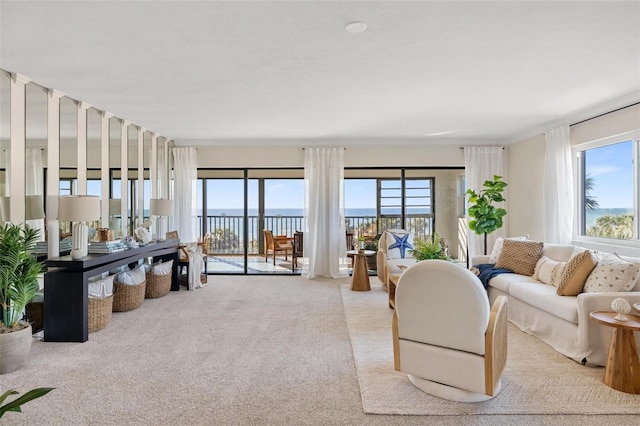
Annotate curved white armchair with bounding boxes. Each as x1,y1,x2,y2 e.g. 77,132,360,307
392,260,508,402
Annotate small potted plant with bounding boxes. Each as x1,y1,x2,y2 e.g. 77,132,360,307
410,233,450,261
0,223,44,374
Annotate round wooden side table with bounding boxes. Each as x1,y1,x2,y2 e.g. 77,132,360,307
589,311,640,394
347,250,375,291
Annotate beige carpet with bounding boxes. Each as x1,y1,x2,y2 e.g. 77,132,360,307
342,282,640,415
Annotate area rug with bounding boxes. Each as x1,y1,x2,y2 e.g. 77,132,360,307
341,282,640,415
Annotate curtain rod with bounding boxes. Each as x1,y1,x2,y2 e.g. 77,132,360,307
458,147,505,149
570,101,639,127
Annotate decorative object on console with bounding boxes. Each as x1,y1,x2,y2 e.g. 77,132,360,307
57,195,101,259
611,297,632,321
149,198,173,241
466,175,508,255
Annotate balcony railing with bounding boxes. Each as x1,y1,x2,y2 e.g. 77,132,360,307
199,214,433,255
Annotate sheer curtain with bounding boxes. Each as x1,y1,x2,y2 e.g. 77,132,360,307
303,147,347,279
171,147,197,243
464,147,507,261
544,126,573,244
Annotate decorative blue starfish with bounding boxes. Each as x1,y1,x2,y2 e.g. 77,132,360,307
388,233,413,258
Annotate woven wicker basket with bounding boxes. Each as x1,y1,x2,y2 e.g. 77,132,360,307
112,280,146,312
25,301,44,332
88,295,113,332
145,272,171,299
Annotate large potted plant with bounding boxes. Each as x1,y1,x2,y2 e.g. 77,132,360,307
0,223,44,374
466,175,508,255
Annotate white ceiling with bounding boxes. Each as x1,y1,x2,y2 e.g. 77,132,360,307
1,0,639,146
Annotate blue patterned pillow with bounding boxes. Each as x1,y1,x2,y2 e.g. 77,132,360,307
386,230,414,259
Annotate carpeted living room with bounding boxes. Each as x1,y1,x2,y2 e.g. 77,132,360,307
2,1,640,424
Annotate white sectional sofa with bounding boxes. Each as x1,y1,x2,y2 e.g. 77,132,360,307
473,243,640,367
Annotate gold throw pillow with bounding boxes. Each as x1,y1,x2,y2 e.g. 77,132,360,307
556,250,598,296
495,239,544,276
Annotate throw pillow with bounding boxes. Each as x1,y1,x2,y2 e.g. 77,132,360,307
533,256,567,287
556,250,598,296
117,266,147,286
489,236,528,264
88,274,115,299
495,239,544,276
151,259,174,275
385,230,414,260
583,253,640,293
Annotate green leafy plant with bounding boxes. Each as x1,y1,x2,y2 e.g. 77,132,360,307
410,233,449,261
466,175,508,255
0,223,44,331
0,387,54,418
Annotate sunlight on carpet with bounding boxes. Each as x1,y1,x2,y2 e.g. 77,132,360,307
341,281,640,415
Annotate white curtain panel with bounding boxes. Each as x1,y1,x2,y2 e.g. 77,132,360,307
303,147,347,279
172,147,198,243
544,126,573,244
464,147,507,261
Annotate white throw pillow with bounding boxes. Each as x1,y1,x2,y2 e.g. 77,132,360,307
385,230,414,260
151,259,174,275
489,236,528,264
533,256,567,287
117,266,147,286
583,253,640,293
88,274,115,299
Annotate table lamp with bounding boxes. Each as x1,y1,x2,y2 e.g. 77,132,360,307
58,195,101,259
149,198,173,241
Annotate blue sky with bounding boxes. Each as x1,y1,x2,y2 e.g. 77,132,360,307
585,140,633,208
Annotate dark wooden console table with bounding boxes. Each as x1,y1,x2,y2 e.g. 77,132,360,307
44,239,180,342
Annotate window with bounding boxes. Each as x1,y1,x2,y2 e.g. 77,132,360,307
575,131,639,242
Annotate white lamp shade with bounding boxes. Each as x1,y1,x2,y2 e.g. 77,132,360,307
149,198,173,216
25,195,45,220
109,198,122,216
58,195,101,222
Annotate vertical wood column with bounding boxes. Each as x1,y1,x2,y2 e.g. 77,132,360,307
9,73,29,224
77,101,90,195
100,112,112,227
47,88,63,257
121,120,129,238
137,127,144,224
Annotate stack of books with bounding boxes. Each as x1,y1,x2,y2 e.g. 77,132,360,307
88,239,126,254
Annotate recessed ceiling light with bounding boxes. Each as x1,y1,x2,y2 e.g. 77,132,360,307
345,21,367,33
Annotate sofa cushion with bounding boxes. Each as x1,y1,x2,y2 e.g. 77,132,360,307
489,236,528,264
556,250,598,296
533,256,566,287
495,239,544,276
385,230,415,260
509,281,579,324
386,258,417,276
583,253,640,293
488,272,539,294
541,243,576,263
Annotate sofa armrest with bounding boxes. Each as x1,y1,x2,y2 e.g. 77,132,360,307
471,255,491,266
576,291,640,359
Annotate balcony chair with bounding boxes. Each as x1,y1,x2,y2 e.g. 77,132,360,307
166,230,208,289
393,260,508,402
263,229,293,265
292,231,304,270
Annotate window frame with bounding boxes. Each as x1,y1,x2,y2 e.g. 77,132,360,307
572,129,639,248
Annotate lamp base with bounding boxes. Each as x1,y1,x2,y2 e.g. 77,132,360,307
70,222,88,259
